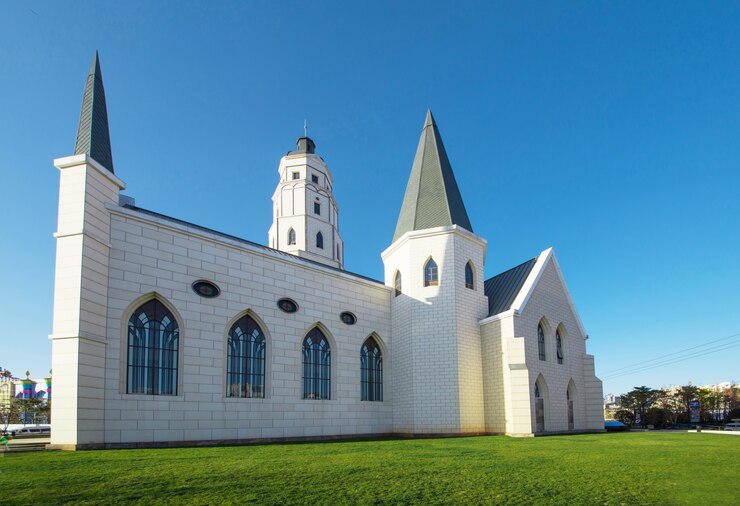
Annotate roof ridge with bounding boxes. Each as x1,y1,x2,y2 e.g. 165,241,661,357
431,120,454,226
121,204,384,285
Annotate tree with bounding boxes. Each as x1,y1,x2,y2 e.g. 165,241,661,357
0,398,19,435
620,386,661,428
614,409,634,425
673,385,699,423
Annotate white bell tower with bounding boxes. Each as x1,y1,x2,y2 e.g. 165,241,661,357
268,135,344,269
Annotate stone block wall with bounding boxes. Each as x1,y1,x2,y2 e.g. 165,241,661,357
100,205,392,445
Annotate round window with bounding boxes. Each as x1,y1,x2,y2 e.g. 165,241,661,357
340,311,356,325
192,280,220,298
277,298,299,313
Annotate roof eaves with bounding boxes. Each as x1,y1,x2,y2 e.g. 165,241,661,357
119,204,384,285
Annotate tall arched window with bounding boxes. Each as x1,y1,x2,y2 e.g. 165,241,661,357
394,271,402,297
465,261,474,289
424,258,438,287
556,330,564,365
302,327,331,400
538,323,546,361
226,314,266,398
288,228,296,245
534,375,547,432
316,232,324,249
361,336,383,401
127,299,179,395
567,380,576,430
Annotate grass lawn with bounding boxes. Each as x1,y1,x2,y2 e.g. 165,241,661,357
1,432,737,504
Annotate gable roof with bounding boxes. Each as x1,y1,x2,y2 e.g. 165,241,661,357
484,256,538,316
482,247,587,338
393,110,472,242
74,51,114,173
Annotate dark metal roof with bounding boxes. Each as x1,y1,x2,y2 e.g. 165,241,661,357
74,51,114,173
484,256,538,316
121,204,384,285
392,110,473,242
289,136,316,155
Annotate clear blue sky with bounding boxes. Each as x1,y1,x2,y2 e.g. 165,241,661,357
1,1,738,395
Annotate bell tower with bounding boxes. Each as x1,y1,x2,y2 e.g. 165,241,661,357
268,135,344,269
382,110,488,434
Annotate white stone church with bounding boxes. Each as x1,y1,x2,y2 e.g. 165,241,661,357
49,54,604,450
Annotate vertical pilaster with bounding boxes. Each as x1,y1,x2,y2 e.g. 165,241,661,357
582,354,605,431
48,155,124,449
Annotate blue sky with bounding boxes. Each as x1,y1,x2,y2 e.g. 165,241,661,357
1,1,738,395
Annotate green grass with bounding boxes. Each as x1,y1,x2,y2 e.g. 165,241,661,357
1,433,737,505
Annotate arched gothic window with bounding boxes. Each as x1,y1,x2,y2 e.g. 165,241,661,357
394,271,402,297
127,299,179,395
556,330,564,365
361,336,383,401
288,228,296,245
534,377,546,432
226,314,266,398
316,232,324,249
465,261,474,289
424,258,438,287
538,323,546,361
302,327,331,400
567,380,576,430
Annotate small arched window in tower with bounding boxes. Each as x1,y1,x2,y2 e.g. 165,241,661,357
465,261,474,289
288,228,296,245
302,327,331,400
336,245,340,261
361,336,383,401
538,323,546,361
394,271,402,297
424,258,438,287
556,330,564,365
316,232,324,249
314,200,321,215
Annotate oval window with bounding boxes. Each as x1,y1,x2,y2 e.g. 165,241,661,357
340,311,356,325
277,298,299,313
192,280,220,298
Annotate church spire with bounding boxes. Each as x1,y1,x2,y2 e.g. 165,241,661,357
74,51,114,173
392,110,472,242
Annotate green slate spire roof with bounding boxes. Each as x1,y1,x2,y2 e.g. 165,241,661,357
393,110,473,242
74,51,114,173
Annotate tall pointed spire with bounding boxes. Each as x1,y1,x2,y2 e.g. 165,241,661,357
74,51,114,173
392,110,473,242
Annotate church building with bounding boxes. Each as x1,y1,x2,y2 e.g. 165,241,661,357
48,54,604,450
